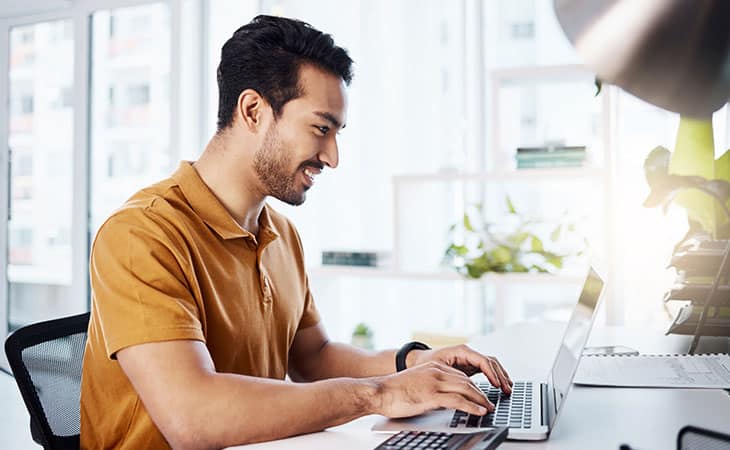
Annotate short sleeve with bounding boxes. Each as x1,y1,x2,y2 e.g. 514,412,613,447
91,213,204,359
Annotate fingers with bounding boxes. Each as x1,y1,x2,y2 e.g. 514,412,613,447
429,361,470,378
436,371,494,412
483,358,511,395
436,393,489,417
492,358,513,388
453,346,513,394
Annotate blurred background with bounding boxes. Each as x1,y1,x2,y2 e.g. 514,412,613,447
1,0,728,362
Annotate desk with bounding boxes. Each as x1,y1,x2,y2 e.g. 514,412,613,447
230,322,730,450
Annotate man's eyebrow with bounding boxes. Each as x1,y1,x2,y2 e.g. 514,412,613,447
313,111,346,129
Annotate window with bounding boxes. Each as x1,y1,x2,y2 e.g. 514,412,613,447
5,20,76,329
14,153,33,177
20,29,34,44
10,228,33,248
15,95,34,115
127,83,150,106
90,3,172,232
511,22,534,39
59,86,73,109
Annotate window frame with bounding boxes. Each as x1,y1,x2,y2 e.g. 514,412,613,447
0,0,206,371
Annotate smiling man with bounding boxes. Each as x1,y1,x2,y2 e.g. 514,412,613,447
79,15,512,450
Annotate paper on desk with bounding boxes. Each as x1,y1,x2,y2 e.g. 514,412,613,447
573,353,730,388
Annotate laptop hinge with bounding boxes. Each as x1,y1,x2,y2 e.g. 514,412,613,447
540,383,549,427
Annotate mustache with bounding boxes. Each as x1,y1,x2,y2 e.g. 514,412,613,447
299,161,324,171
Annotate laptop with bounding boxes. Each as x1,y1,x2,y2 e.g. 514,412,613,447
373,266,605,441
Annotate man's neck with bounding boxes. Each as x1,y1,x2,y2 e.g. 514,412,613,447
193,134,266,236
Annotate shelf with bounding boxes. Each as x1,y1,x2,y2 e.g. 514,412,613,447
309,266,585,284
392,168,606,184
490,64,591,81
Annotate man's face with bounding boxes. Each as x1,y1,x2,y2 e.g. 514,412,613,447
253,64,348,206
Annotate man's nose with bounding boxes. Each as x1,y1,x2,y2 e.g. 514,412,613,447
319,137,339,169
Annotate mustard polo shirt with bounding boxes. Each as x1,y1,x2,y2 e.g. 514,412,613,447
80,161,320,449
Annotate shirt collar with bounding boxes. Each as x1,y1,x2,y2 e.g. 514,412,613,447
172,161,280,243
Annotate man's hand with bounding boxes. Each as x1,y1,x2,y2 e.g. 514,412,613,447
408,344,513,394
372,361,494,418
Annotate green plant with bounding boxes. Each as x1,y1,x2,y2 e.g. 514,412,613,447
443,197,586,279
351,322,374,350
643,116,730,244
352,322,373,338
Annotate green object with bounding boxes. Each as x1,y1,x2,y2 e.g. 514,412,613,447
443,197,585,279
352,322,373,337
351,322,374,350
594,77,602,97
670,118,719,234
643,115,730,239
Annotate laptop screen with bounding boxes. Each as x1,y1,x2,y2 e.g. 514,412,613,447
546,266,604,428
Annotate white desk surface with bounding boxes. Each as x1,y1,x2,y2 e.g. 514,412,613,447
229,322,730,450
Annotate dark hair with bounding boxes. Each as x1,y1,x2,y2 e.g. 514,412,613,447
216,15,354,131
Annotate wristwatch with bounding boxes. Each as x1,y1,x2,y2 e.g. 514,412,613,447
395,341,431,372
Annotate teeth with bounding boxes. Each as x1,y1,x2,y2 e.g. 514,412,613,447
304,168,316,181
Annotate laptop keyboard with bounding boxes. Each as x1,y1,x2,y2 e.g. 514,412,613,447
449,381,533,429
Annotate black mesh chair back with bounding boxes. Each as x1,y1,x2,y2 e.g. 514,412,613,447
678,425,730,450
4,312,90,450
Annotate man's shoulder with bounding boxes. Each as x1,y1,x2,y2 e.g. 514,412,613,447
95,178,191,245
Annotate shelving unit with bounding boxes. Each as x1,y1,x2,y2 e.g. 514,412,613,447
392,168,606,183
310,265,584,284
312,63,618,334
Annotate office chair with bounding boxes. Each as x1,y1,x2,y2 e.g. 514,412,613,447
678,425,730,450
4,312,90,450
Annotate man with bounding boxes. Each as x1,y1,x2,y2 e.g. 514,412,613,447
80,15,512,449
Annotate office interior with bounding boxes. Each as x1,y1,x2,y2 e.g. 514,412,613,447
1,0,729,449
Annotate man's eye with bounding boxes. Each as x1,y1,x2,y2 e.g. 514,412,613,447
315,125,330,135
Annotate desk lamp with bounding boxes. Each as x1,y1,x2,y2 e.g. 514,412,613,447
553,0,730,352
553,0,730,118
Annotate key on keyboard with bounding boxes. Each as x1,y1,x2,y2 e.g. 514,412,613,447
374,429,508,450
449,381,533,430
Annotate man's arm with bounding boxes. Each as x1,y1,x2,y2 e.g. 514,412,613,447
288,323,512,393
117,339,493,450
288,323,398,380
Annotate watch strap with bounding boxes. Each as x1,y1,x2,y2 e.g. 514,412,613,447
395,341,431,372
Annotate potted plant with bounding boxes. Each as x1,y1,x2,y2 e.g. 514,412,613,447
350,322,374,350
443,196,585,278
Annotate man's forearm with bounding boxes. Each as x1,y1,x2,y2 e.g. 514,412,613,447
173,372,380,449
292,342,427,380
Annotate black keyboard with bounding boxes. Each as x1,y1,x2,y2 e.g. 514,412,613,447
450,381,533,429
374,429,508,450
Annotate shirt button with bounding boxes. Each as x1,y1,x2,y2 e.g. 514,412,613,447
263,276,272,301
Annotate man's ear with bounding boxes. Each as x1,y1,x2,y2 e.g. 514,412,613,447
235,89,269,132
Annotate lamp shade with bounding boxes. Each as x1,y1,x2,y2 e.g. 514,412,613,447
554,0,730,118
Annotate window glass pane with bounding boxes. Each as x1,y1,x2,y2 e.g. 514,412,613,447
206,0,259,139
483,0,580,68
6,20,75,329
90,3,171,233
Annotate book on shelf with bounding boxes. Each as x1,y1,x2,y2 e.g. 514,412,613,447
514,145,586,169
321,250,392,268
